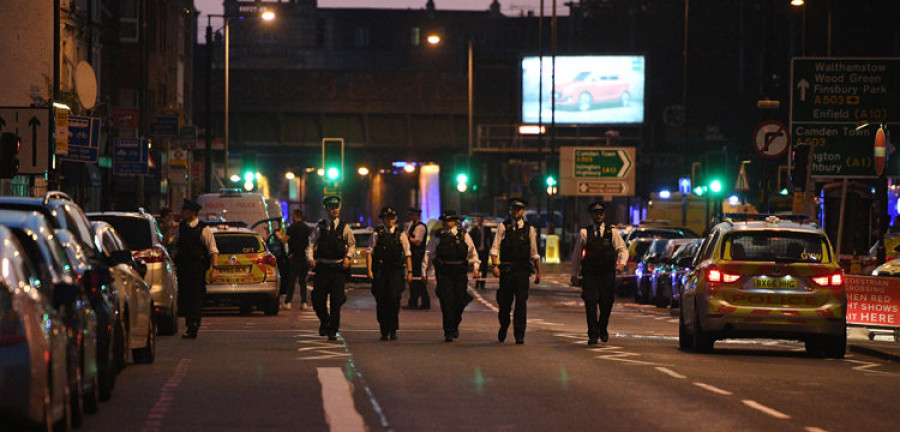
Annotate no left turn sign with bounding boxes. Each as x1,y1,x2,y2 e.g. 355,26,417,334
752,120,789,159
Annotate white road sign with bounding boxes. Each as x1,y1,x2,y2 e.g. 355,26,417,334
0,107,51,174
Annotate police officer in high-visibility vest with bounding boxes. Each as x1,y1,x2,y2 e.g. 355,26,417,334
570,201,628,345
307,195,356,341
423,210,480,342
490,198,541,344
367,206,413,341
404,207,430,310
175,199,219,339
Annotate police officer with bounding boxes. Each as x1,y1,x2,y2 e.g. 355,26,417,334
175,199,219,339
404,207,429,310
490,198,541,344
367,207,413,340
423,210,480,342
469,216,492,290
277,209,312,310
570,202,628,345
307,196,356,341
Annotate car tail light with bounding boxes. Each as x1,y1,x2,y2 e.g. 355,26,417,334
812,272,843,287
134,246,167,264
257,254,278,267
707,267,741,283
0,311,26,345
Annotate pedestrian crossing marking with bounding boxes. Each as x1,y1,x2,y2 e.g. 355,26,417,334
294,331,350,361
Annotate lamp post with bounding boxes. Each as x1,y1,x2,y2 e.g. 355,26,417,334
205,9,275,193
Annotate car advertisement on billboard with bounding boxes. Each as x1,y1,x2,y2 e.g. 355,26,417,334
521,55,646,125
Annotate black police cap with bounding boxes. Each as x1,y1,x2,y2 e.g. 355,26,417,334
181,199,202,212
379,206,398,218
440,210,459,221
588,202,606,213
323,195,342,207
509,198,529,208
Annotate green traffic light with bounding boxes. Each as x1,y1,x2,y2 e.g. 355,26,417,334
326,167,340,181
709,180,722,193
694,186,704,196
546,176,557,187
456,173,468,185
779,188,789,196
243,171,254,183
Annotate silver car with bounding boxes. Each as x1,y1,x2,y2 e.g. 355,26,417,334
88,211,179,336
91,221,156,364
0,226,71,431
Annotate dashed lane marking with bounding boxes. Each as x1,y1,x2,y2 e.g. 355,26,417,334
693,382,733,396
742,400,791,420
317,367,366,432
805,427,829,432
655,367,686,379
141,358,191,432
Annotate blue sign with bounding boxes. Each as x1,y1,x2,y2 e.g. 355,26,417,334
149,115,179,137
59,115,100,162
113,138,149,175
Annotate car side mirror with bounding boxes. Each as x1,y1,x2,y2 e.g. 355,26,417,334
53,282,81,306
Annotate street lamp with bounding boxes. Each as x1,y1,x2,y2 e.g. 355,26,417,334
205,8,275,193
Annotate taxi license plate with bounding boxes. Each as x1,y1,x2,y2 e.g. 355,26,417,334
219,265,252,275
753,278,798,289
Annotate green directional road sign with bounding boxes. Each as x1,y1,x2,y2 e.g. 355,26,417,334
791,58,900,178
560,146,636,197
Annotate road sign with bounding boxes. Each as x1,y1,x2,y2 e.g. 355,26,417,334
791,58,900,178
559,146,636,197
178,125,197,149
59,115,100,163
149,115,179,137
113,138,149,175
0,107,51,174
752,120,789,159
735,164,750,191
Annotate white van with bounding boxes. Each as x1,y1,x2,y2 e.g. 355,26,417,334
197,190,277,239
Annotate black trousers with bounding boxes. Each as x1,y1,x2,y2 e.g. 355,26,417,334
497,269,530,339
407,254,429,308
435,267,472,337
372,265,404,336
286,254,309,303
178,269,206,334
582,272,616,339
312,264,347,334
475,250,489,288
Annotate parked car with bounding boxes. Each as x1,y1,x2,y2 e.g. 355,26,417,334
55,229,120,401
90,221,156,365
0,192,131,373
553,72,631,111
666,239,703,309
206,225,281,315
871,257,900,277
87,210,180,336
0,225,72,431
625,226,699,244
0,210,98,427
679,215,846,357
635,238,670,304
616,238,655,296
648,238,698,308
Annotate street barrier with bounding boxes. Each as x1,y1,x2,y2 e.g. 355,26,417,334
844,275,900,328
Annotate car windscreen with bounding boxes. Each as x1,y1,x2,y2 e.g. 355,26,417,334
214,233,264,254
354,233,370,248
631,230,684,241
89,216,152,250
724,231,832,264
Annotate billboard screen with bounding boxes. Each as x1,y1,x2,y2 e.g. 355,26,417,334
521,55,646,125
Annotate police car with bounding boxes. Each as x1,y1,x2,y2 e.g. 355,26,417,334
679,215,846,358
205,225,281,315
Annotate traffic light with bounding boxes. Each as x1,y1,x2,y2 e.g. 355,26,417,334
322,139,344,183
456,172,468,192
704,152,729,195
545,175,558,195
0,133,20,179
240,151,257,191
791,143,810,192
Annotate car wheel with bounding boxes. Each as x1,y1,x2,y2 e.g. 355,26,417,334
577,92,592,111
98,338,113,401
678,306,692,349
133,313,157,364
68,353,83,428
691,306,714,353
264,296,280,316
82,350,99,414
825,331,847,359
619,91,631,107
157,311,178,336
114,314,128,372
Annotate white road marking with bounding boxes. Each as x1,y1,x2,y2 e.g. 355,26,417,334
655,367,686,379
845,359,898,375
805,427,829,432
317,367,367,432
693,382,733,396
742,400,791,419
141,358,191,432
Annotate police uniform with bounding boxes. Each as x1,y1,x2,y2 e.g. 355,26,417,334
423,210,480,342
490,198,540,344
570,202,628,344
307,196,357,340
405,208,430,309
368,207,412,340
175,199,219,339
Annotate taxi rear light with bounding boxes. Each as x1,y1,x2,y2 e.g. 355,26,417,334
812,272,843,287
134,246,167,264
707,267,740,283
